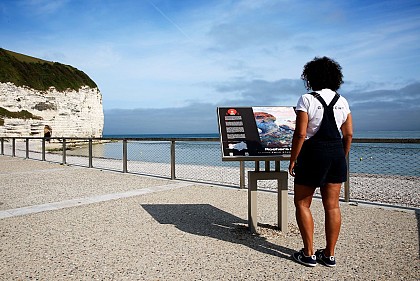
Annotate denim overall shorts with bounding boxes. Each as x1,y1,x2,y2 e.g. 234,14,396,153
294,92,347,187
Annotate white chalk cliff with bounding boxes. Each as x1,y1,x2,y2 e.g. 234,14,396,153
0,82,104,138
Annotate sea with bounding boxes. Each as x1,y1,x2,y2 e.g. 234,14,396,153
103,131,420,140
98,131,420,177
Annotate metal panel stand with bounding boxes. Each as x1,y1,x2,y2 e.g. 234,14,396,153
248,170,288,234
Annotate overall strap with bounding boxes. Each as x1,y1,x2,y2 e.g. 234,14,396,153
310,92,340,108
308,92,342,142
329,93,341,108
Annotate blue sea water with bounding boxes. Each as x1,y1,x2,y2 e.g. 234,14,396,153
353,130,420,139
104,130,420,139
99,131,420,177
104,133,219,139
351,131,420,176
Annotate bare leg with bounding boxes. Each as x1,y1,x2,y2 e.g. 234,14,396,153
294,183,316,256
320,183,342,256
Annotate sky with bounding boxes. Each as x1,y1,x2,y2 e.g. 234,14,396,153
1,0,419,134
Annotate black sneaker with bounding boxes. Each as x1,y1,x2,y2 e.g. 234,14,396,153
315,249,336,267
292,249,317,267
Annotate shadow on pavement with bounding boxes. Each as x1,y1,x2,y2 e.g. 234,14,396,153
141,203,294,259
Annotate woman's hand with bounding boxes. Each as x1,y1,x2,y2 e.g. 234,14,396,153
289,161,296,177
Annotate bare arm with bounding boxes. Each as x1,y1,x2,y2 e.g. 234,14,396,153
341,113,353,156
289,110,308,177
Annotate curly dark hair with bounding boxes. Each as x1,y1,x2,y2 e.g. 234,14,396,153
301,56,343,91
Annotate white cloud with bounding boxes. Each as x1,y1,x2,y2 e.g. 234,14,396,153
103,81,420,134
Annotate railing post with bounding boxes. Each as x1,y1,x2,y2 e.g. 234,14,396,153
123,139,128,173
265,160,270,171
62,138,66,164
344,153,350,202
0,138,3,155
26,138,29,159
12,138,16,157
255,161,260,172
89,138,93,168
171,140,176,180
275,160,280,172
42,138,46,161
239,161,245,188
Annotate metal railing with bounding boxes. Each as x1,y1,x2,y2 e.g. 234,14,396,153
1,136,419,208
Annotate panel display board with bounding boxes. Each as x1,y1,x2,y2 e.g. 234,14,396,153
218,106,296,160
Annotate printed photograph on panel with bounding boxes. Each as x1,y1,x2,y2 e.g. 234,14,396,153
252,107,296,149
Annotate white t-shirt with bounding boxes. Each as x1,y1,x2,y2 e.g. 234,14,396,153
296,88,351,139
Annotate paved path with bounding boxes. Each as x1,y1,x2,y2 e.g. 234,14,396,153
1,155,419,280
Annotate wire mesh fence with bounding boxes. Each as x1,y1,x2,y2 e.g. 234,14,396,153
347,141,419,207
174,141,241,185
127,141,172,178
1,137,419,208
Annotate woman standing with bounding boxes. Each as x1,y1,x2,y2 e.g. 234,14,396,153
289,57,353,267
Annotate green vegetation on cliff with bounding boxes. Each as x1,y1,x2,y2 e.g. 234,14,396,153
0,107,42,125
0,48,97,91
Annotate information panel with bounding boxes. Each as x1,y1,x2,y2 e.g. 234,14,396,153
218,106,296,160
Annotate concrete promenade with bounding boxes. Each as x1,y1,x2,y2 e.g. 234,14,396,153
1,155,419,280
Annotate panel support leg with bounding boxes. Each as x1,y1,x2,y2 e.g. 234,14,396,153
247,171,288,234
